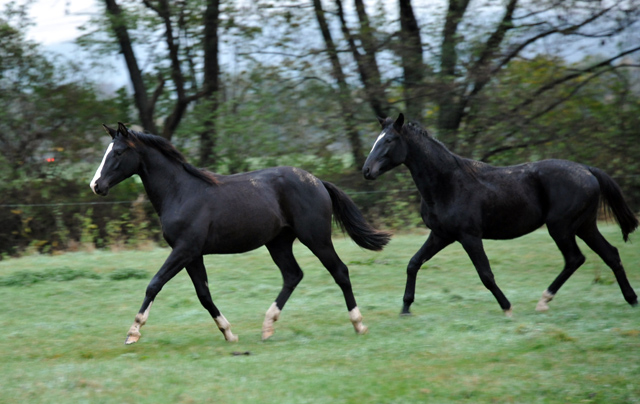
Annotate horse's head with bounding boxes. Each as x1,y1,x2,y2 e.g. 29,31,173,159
362,113,407,180
90,122,142,196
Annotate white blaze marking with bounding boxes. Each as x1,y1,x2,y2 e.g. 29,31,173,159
90,142,114,193
370,130,387,152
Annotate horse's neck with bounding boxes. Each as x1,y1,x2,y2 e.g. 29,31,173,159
138,149,194,215
404,136,460,203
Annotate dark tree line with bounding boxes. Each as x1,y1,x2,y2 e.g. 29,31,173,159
1,1,639,255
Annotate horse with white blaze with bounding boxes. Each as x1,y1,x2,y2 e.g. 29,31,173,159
363,114,638,316
91,122,390,344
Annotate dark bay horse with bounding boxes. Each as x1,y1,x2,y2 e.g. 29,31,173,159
363,114,638,316
91,123,390,344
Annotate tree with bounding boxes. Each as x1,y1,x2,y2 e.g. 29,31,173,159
398,0,426,120
80,0,221,166
312,0,365,168
0,2,121,177
426,0,640,147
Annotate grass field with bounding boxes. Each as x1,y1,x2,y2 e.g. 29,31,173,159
1,225,639,403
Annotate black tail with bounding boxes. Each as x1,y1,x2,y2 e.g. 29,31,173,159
322,181,392,251
588,166,639,242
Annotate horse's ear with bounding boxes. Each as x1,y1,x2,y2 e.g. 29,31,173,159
117,122,129,138
377,116,386,127
102,124,118,139
394,113,404,131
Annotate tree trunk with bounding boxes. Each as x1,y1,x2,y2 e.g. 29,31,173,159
312,0,365,169
200,0,220,168
437,0,471,144
335,0,389,118
103,0,158,135
398,0,426,120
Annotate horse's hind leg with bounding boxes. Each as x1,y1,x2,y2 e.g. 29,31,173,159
185,256,238,342
262,231,304,340
578,223,638,306
536,227,586,311
302,238,368,335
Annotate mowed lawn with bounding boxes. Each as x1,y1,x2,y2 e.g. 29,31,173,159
1,225,639,403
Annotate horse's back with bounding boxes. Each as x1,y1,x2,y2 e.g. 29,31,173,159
188,167,332,254
453,159,600,239
218,166,332,222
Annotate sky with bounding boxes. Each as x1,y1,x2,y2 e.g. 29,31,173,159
10,0,98,45
3,0,129,89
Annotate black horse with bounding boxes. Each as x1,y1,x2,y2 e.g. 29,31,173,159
363,114,638,316
91,122,390,344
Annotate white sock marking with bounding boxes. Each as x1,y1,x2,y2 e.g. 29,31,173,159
215,314,238,342
90,142,114,193
349,306,368,334
262,302,281,340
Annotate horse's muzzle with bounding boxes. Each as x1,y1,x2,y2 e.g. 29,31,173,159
363,166,374,180
362,164,379,180
91,182,109,196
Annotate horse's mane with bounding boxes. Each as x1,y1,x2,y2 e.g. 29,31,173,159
402,120,486,176
126,129,219,186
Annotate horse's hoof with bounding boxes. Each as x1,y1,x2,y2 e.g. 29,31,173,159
124,334,140,345
504,308,513,318
536,290,554,311
400,311,412,317
261,330,274,341
226,333,239,343
356,324,369,335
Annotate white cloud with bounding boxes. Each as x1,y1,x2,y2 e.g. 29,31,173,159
18,0,97,45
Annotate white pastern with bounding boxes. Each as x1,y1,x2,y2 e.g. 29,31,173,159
125,301,153,345
90,142,114,193
215,314,238,342
370,130,387,152
262,302,281,340
535,290,554,312
349,306,368,335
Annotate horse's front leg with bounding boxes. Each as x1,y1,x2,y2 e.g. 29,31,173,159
459,235,512,316
402,232,453,315
125,247,196,345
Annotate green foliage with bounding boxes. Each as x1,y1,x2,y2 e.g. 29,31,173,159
1,1,639,258
467,55,640,208
0,266,100,287
108,267,149,281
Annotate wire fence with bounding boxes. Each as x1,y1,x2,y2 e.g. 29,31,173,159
0,188,420,208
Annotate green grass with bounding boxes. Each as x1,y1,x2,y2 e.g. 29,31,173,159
1,225,639,403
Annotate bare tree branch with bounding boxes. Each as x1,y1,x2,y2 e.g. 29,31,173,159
511,45,640,115
103,0,158,134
